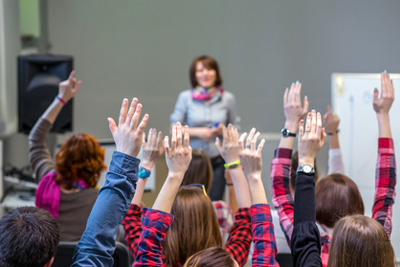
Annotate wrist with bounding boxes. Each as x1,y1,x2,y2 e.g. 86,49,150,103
298,158,315,167
376,113,390,122
167,171,185,181
284,121,299,133
247,173,262,183
55,95,67,105
140,161,155,171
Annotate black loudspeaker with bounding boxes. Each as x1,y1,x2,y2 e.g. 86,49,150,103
18,54,74,133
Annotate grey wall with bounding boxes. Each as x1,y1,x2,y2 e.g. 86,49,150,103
45,0,400,139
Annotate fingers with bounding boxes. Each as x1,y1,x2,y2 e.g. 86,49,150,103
251,131,260,151
283,88,289,105
171,125,177,150
164,136,170,156
288,83,295,103
310,110,317,134
222,126,228,145
305,112,312,133
327,105,332,113
176,122,182,147
74,80,82,92
316,112,322,137
238,132,247,149
320,127,327,146
373,88,379,103
183,125,190,148
299,119,304,137
136,113,149,137
129,100,141,130
108,117,117,135
257,139,266,156
148,129,155,148
246,128,256,147
157,131,163,152
68,70,75,82
294,81,301,104
118,98,128,126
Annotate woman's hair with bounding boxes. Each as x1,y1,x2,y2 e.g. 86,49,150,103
189,55,223,88
163,187,222,266
181,149,213,192
328,215,395,267
55,133,106,189
183,247,235,267
316,173,364,228
290,151,319,190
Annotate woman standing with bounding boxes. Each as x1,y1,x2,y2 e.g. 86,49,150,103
170,55,237,201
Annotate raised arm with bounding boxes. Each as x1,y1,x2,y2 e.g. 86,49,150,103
134,123,192,267
271,81,308,245
73,98,148,266
29,71,81,181
238,128,279,267
215,124,251,208
292,110,325,267
323,105,345,174
123,128,163,257
372,71,396,236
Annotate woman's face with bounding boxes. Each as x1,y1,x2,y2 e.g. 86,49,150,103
195,61,217,89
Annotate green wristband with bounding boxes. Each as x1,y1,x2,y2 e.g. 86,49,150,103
224,160,241,169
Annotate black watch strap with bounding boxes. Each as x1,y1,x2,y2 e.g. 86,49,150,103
281,128,296,138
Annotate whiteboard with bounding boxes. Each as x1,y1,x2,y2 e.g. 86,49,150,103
332,73,400,261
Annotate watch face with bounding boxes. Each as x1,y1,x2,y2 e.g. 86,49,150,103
281,128,288,136
303,165,312,173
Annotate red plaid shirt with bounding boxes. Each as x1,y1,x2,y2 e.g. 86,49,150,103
124,205,251,267
251,204,280,267
271,138,396,267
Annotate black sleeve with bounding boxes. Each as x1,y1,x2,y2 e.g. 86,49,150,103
291,172,322,267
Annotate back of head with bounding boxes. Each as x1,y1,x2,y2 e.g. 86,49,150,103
0,207,60,267
181,149,213,192
56,133,106,189
328,215,395,267
183,247,235,267
163,187,222,266
316,173,364,228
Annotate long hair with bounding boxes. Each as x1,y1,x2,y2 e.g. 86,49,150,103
183,247,235,267
163,187,223,266
189,55,222,88
315,173,364,228
55,133,106,189
181,149,213,192
328,215,395,267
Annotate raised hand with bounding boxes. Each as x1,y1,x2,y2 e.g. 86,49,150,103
323,105,340,135
215,124,240,164
141,129,163,170
238,128,265,178
58,71,82,102
283,81,309,131
298,110,326,166
164,122,192,177
373,71,395,115
108,98,148,157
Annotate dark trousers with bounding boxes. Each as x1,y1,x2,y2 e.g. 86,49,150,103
208,156,226,201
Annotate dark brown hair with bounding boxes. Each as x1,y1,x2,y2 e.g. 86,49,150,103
290,151,319,191
183,247,235,267
55,133,106,189
0,207,60,267
163,187,222,266
189,55,223,88
316,173,364,228
181,149,213,192
328,215,395,267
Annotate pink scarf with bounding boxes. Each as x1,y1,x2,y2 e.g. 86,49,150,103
192,87,224,101
35,171,95,219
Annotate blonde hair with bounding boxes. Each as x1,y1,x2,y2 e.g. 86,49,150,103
163,187,222,266
328,215,395,267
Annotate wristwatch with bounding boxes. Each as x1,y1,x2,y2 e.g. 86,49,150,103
281,128,296,138
297,164,315,174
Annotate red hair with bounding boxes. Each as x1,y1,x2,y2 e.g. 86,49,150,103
55,133,106,189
